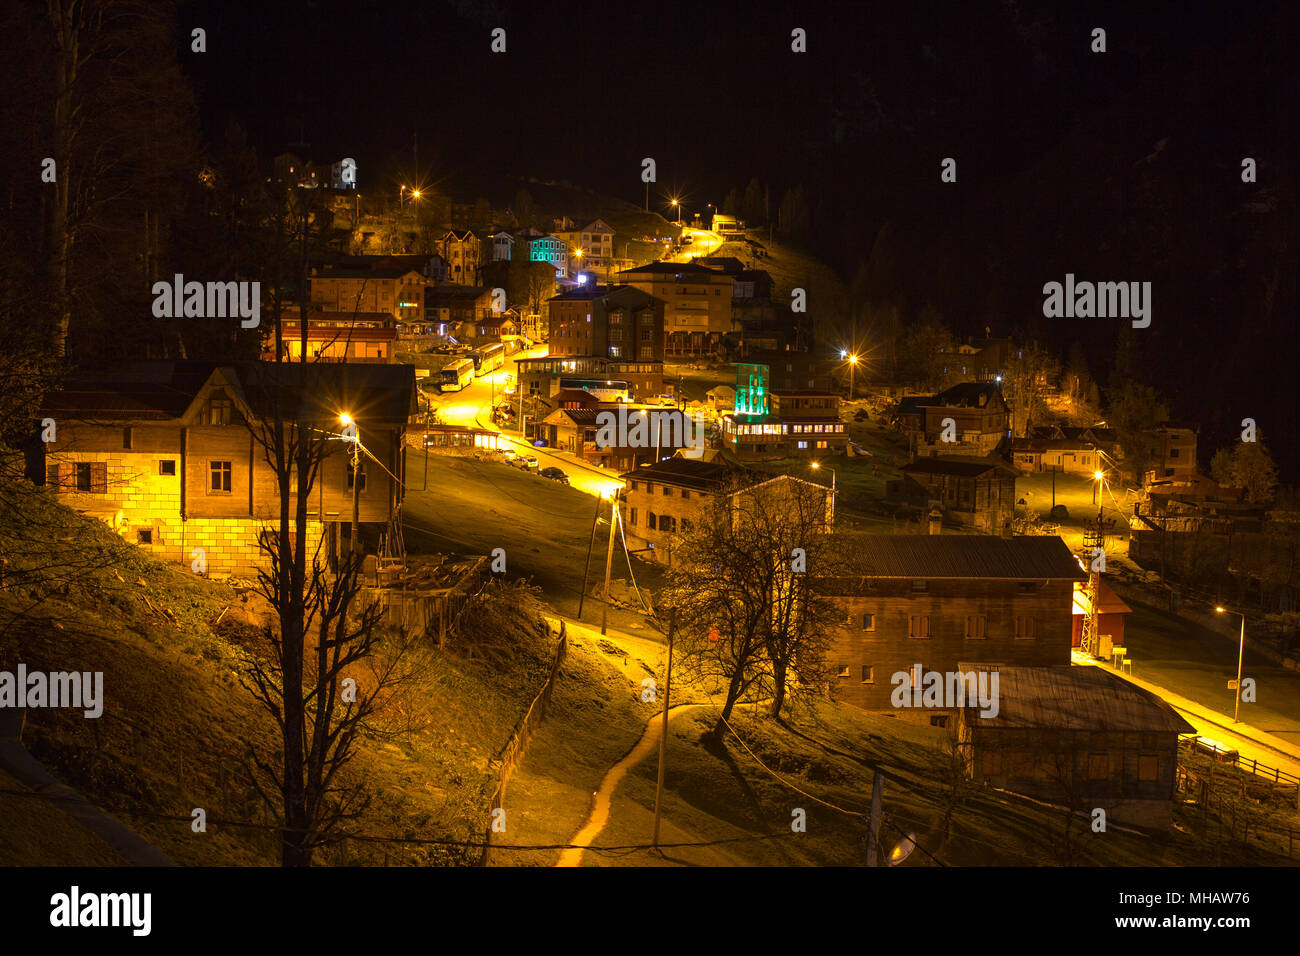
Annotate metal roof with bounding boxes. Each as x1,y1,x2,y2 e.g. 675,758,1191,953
961,666,1195,733
829,534,1087,581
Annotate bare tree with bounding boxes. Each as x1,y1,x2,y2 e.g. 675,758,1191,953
661,476,840,738
237,185,404,866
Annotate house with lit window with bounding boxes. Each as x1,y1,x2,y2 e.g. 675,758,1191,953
37,361,416,576
556,218,616,272
616,261,734,357
956,666,1193,829
309,265,427,326
261,311,397,364
816,534,1085,720
517,232,569,278
619,456,833,565
719,362,847,459
893,382,1011,458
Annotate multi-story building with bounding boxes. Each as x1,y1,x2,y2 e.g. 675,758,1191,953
487,230,514,262
547,285,664,362
439,230,482,285
616,261,734,356
309,265,426,326
37,361,416,576
893,458,1018,533
718,362,847,459
893,382,1011,458
517,232,568,279
261,311,397,364
816,534,1085,720
556,218,616,272
514,355,663,405
424,285,494,337
619,457,833,565
1143,423,1198,482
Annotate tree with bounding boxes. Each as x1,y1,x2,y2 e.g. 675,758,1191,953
1106,381,1170,482
722,188,740,217
238,185,405,866
741,178,765,227
660,476,838,737
1065,341,1093,410
897,308,957,391
512,189,537,232
1003,343,1060,438
1211,436,1279,504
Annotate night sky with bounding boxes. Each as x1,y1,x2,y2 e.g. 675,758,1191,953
183,0,1298,474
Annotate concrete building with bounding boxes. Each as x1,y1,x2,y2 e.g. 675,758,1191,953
309,265,427,326
439,230,482,285
261,310,397,364
616,261,734,357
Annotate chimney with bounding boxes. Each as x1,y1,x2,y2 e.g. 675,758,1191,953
928,507,943,535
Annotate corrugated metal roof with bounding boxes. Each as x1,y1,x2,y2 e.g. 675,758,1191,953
962,666,1194,733
831,533,1087,581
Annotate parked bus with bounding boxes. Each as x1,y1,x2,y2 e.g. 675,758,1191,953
560,378,630,403
471,342,505,373
439,358,475,392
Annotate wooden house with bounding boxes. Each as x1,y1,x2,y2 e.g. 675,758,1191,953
956,666,1194,829
37,361,416,576
816,534,1086,721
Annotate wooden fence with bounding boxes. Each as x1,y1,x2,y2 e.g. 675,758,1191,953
481,622,568,866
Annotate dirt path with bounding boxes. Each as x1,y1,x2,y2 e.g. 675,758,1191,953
555,702,706,867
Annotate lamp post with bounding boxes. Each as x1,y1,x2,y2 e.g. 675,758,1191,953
600,491,620,636
810,460,836,527
1216,606,1247,722
671,198,680,224
340,414,361,557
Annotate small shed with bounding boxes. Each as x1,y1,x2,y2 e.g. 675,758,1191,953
957,666,1194,829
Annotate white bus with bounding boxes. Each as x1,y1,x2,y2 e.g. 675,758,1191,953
472,342,505,374
439,358,475,392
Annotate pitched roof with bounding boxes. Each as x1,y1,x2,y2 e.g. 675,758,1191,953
827,534,1086,581
42,361,416,426
960,666,1194,733
621,456,739,491
903,458,1018,478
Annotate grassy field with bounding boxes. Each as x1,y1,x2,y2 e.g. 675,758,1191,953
402,449,669,629
0,473,568,866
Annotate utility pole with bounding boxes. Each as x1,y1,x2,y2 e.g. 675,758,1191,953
577,493,603,619
1233,612,1245,723
866,771,884,866
652,610,677,847
350,437,362,557
600,493,619,635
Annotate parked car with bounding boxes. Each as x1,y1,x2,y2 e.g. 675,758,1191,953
539,466,569,485
501,449,518,463
516,454,539,470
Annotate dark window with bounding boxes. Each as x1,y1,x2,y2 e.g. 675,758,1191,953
347,459,367,491
662,486,672,496
862,613,874,630
123,427,133,449
75,462,93,492
209,460,232,493
647,513,657,531
836,665,851,678
930,716,949,728
1018,581,1038,593
861,666,874,684
629,508,637,526
137,528,153,545
209,398,233,425
158,460,177,476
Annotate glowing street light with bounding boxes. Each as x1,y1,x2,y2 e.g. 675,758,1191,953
671,197,681,224
1093,468,1104,505
1216,606,1247,722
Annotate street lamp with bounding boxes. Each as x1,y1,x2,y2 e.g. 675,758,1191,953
810,460,836,526
340,413,361,556
1216,606,1247,722
1093,469,1104,506
671,198,680,224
